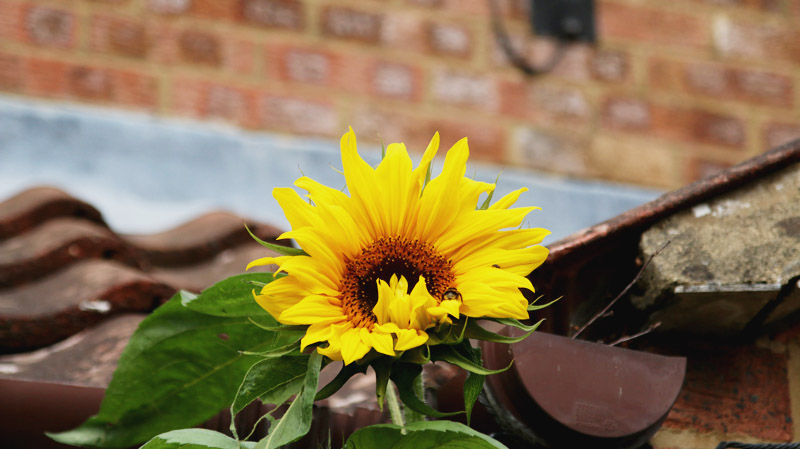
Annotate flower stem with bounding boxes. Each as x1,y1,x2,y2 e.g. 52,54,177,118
403,372,426,424
385,382,405,428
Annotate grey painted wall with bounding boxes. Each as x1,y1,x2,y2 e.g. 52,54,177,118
0,95,661,243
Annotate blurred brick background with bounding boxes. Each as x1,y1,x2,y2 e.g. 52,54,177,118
1,0,799,189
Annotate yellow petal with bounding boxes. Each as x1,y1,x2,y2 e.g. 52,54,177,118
394,329,429,351
361,327,395,356
488,187,528,210
341,328,371,365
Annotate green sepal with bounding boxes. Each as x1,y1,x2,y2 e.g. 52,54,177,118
315,362,368,401
390,364,462,418
399,344,430,364
528,296,561,311
244,222,307,257
486,317,540,332
431,342,511,375
372,357,392,411
478,172,502,210
427,317,468,346
463,319,542,344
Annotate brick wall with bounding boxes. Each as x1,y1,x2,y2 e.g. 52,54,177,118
649,324,800,449
1,0,799,189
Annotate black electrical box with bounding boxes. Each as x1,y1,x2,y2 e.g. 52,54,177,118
531,0,596,43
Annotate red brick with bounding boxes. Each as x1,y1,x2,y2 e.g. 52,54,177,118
112,70,158,110
24,58,70,97
381,12,426,52
24,5,76,48
650,57,795,108
170,78,206,119
654,107,746,148
147,0,191,14
691,0,783,13
712,16,800,63
322,6,383,43
499,80,527,119
687,157,732,182
426,21,472,58
69,66,113,100
349,106,430,151
372,62,420,101
600,2,709,49
283,48,333,85
429,120,505,163
220,38,256,75
205,85,258,126
664,345,791,441
172,79,259,127
432,69,498,111
406,0,443,7
241,0,304,30
762,122,800,149
603,97,746,149
0,53,22,91
602,97,652,131
91,16,150,59
179,31,222,66
0,1,25,43
191,0,239,20
514,127,589,176
590,49,629,82
529,84,592,122
260,95,338,136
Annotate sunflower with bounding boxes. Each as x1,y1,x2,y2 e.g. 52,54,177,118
248,128,549,365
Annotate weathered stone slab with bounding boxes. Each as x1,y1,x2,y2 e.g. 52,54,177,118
635,161,800,335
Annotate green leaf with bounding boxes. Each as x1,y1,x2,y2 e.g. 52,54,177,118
372,358,392,411
315,362,368,401
238,339,302,358
461,346,484,426
140,429,255,449
48,293,301,448
430,343,510,376
344,421,508,449
527,296,560,311
390,364,461,418
244,223,307,257
254,351,323,449
180,273,278,318
478,172,503,211
230,356,309,415
463,319,542,344
487,317,540,332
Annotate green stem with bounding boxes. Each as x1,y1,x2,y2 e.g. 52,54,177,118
403,372,426,424
385,382,405,428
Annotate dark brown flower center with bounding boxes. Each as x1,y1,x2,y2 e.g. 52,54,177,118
341,236,454,328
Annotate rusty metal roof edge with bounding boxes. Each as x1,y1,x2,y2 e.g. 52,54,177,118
546,139,800,263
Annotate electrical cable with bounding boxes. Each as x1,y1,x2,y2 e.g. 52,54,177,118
489,0,567,77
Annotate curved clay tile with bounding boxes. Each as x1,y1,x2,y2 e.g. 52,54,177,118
122,211,284,266
0,217,146,288
0,259,175,350
150,243,279,293
0,187,106,241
